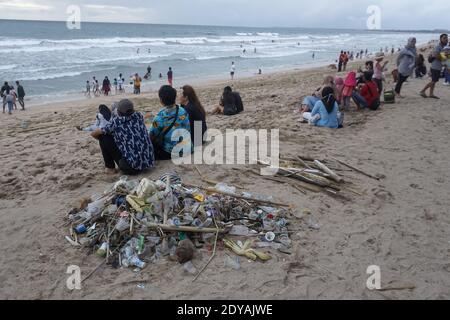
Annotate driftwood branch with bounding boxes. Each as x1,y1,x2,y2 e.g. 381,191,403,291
314,160,343,183
182,182,290,207
331,157,380,181
144,222,227,234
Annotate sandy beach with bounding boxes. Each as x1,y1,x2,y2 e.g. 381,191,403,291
0,43,449,300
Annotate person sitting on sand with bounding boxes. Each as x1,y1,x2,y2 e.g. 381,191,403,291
395,37,417,99
77,104,113,132
150,85,192,160
352,71,381,110
211,86,243,116
302,86,342,129
91,99,155,175
300,76,337,113
179,85,207,146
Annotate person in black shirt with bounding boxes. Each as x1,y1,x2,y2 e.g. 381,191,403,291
180,85,207,146
211,86,244,116
15,81,25,110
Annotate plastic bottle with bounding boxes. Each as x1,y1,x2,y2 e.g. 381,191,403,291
225,256,241,270
183,261,197,275
215,183,236,194
129,256,146,269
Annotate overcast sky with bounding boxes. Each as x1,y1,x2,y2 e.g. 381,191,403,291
0,0,448,30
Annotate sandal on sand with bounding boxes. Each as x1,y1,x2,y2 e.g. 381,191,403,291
419,92,428,98
429,95,440,99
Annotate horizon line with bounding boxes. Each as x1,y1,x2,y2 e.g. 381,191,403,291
0,18,447,33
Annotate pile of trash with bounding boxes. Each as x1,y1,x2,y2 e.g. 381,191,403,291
65,173,293,272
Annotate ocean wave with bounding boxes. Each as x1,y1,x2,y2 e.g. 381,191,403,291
0,64,17,70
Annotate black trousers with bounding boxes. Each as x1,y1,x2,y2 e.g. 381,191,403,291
99,135,140,175
395,73,409,94
373,78,383,94
154,144,172,160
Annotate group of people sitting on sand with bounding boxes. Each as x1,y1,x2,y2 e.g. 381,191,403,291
79,84,244,175
298,34,449,129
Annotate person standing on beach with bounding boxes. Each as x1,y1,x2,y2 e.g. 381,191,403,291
85,80,91,97
1,81,11,112
133,73,142,94
15,81,25,110
395,37,417,98
102,76,111,96
373,53,388,94
230,62,236,80
94,80,100,96
167,67,173,87
343,52,349,71
338,51,344,72
9,86,18,110
420,34,448,99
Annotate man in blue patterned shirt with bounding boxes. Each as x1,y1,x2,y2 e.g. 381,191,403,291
150,85,192,160
91,99,155,175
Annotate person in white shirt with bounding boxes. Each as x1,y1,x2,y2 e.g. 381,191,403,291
230,62,236,80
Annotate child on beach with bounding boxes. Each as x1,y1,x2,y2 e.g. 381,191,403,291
5,92,14,115
334,76,344,105
113,78,118,94
342,72,357,110
374,53,388,94
443,46,450,86
94,80,100,96
85,80,91,97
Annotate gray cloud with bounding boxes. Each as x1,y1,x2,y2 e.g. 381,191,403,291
0,0,448,30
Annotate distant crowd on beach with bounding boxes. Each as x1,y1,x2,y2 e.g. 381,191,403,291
1,81,26,115
84,65,175,98
298,34,449,129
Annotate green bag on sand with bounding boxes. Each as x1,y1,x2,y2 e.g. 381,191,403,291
384,90,395,104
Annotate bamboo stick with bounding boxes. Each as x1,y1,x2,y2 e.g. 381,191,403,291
331,157,380,181
314,160,343,183
182,182,290,207
144,222,227,234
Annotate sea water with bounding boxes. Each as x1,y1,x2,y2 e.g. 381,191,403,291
0,19,438,105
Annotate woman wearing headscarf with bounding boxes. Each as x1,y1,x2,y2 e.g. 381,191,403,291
300,75,337,113
302,86,342,129
91,99,155,175
395,37,417,98
79,104,112,132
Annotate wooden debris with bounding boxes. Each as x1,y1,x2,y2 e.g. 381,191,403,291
331,157,380,181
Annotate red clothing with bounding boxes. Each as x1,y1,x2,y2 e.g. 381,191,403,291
360,81,380,107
